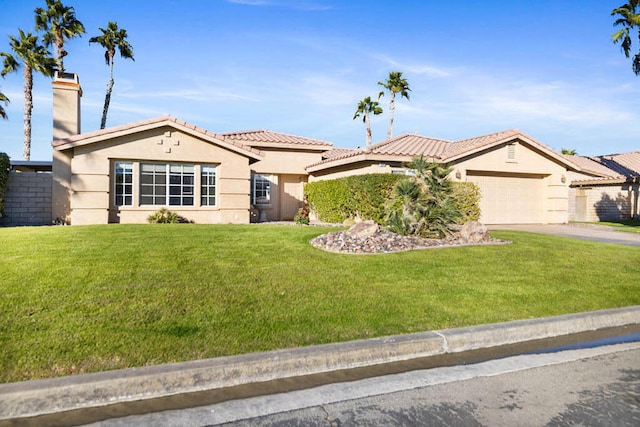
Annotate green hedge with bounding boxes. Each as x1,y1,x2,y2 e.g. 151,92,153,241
0,153,9,217
305,174,481,225
305,174,404,223
452,181,481,224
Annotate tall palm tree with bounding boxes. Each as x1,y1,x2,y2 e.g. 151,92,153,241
378,71,411,140
0,91,8,120
34,0,85,72
353,96,382,146
612,1,640,75
561,148,577,155
90,22,134,129
1,30,56,160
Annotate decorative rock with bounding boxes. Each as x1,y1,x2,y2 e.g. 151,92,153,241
460,221,490,244
310,221,508,254
345,220,379,239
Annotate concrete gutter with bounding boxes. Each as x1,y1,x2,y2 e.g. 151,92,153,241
1,306,639,420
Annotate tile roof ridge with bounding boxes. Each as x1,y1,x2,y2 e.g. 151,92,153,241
453,128,520,144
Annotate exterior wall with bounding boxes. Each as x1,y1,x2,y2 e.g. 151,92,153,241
60,126,253,225
453,142,570,224
570,183,639,222
252,148,324,175
0,171,52,226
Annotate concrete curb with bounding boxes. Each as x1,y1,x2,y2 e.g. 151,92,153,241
1,306,639,420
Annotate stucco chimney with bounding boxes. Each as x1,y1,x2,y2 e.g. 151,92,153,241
52,71,82,140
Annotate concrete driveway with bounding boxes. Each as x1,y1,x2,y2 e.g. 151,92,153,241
489,224,640,247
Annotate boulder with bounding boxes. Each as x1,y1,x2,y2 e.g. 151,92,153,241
346,220,379,239
460,221,490,243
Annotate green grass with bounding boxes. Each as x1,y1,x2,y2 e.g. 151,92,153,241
587,220,640,233
1,224,639,383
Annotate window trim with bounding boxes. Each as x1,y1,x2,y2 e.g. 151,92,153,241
139,162,195,207
114,161,134,206
200,164,217,207
252,174,272,205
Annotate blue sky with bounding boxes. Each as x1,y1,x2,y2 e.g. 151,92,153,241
0,0,638,161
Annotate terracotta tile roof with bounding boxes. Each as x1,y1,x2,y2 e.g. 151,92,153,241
441,129,523,160
307,134,450,169
322,148,356,160
221,129,332,148
52,115,263,159
591,151,640,177
564,155,621,178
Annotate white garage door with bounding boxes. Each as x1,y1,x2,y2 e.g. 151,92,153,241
467,173,545,224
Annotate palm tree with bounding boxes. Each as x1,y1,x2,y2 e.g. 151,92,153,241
353,96,383,146
612,1,640,75
0,91,8,120
378,71,411,140
90,22,134,129
561,148,577,155
34,0,85,72
1,30,56,160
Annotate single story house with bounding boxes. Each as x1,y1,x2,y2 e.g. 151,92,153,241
41,72,637,225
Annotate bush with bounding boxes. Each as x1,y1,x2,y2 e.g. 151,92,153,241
293,207,310,225
147,208,190,224
384,158,462,238
305,174,403,224
451,182,481,224
0,153,9,217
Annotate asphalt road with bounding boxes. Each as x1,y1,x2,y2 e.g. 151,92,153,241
87,342,640,426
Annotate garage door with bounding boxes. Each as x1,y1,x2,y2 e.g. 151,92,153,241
467,173,545,224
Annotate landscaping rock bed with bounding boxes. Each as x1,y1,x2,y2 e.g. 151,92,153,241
310,220,510,254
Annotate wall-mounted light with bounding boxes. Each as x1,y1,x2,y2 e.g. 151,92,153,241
455,170,462,179
561,175,566,183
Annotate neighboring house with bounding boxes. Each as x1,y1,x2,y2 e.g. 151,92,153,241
12,72,633,226
566,153,640,222
308,130,587,224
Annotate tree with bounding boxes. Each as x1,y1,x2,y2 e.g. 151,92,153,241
0,91,8,120
1,30,56,160
561,148,577,155
90,22,134,129
385,157,461,238
612,1,640,75
353,96,382,146
34,0,85,72
378,71,411,140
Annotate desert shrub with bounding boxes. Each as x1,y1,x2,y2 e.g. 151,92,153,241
147,208,190,224
305,174,403,223
384,157,462,238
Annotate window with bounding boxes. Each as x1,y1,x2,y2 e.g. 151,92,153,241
114,162,133,206
252,174,271,204
140,163,194,206
391,169,416,176
201,165,217,206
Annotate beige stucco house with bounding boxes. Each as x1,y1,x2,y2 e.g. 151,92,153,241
48,72,638,226
51,73,331,225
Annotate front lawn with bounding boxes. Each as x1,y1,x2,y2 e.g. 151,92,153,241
1,224,639,383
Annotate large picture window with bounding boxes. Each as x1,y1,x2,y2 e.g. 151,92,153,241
140,163,194,206
252,174,271,204
114,162,133,206
201,165,217,206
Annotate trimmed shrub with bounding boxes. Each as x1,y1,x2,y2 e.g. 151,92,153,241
451,181,481,224
0,153,9,217
305,174,403,223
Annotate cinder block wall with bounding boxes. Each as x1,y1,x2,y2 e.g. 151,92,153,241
0,172,52,226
